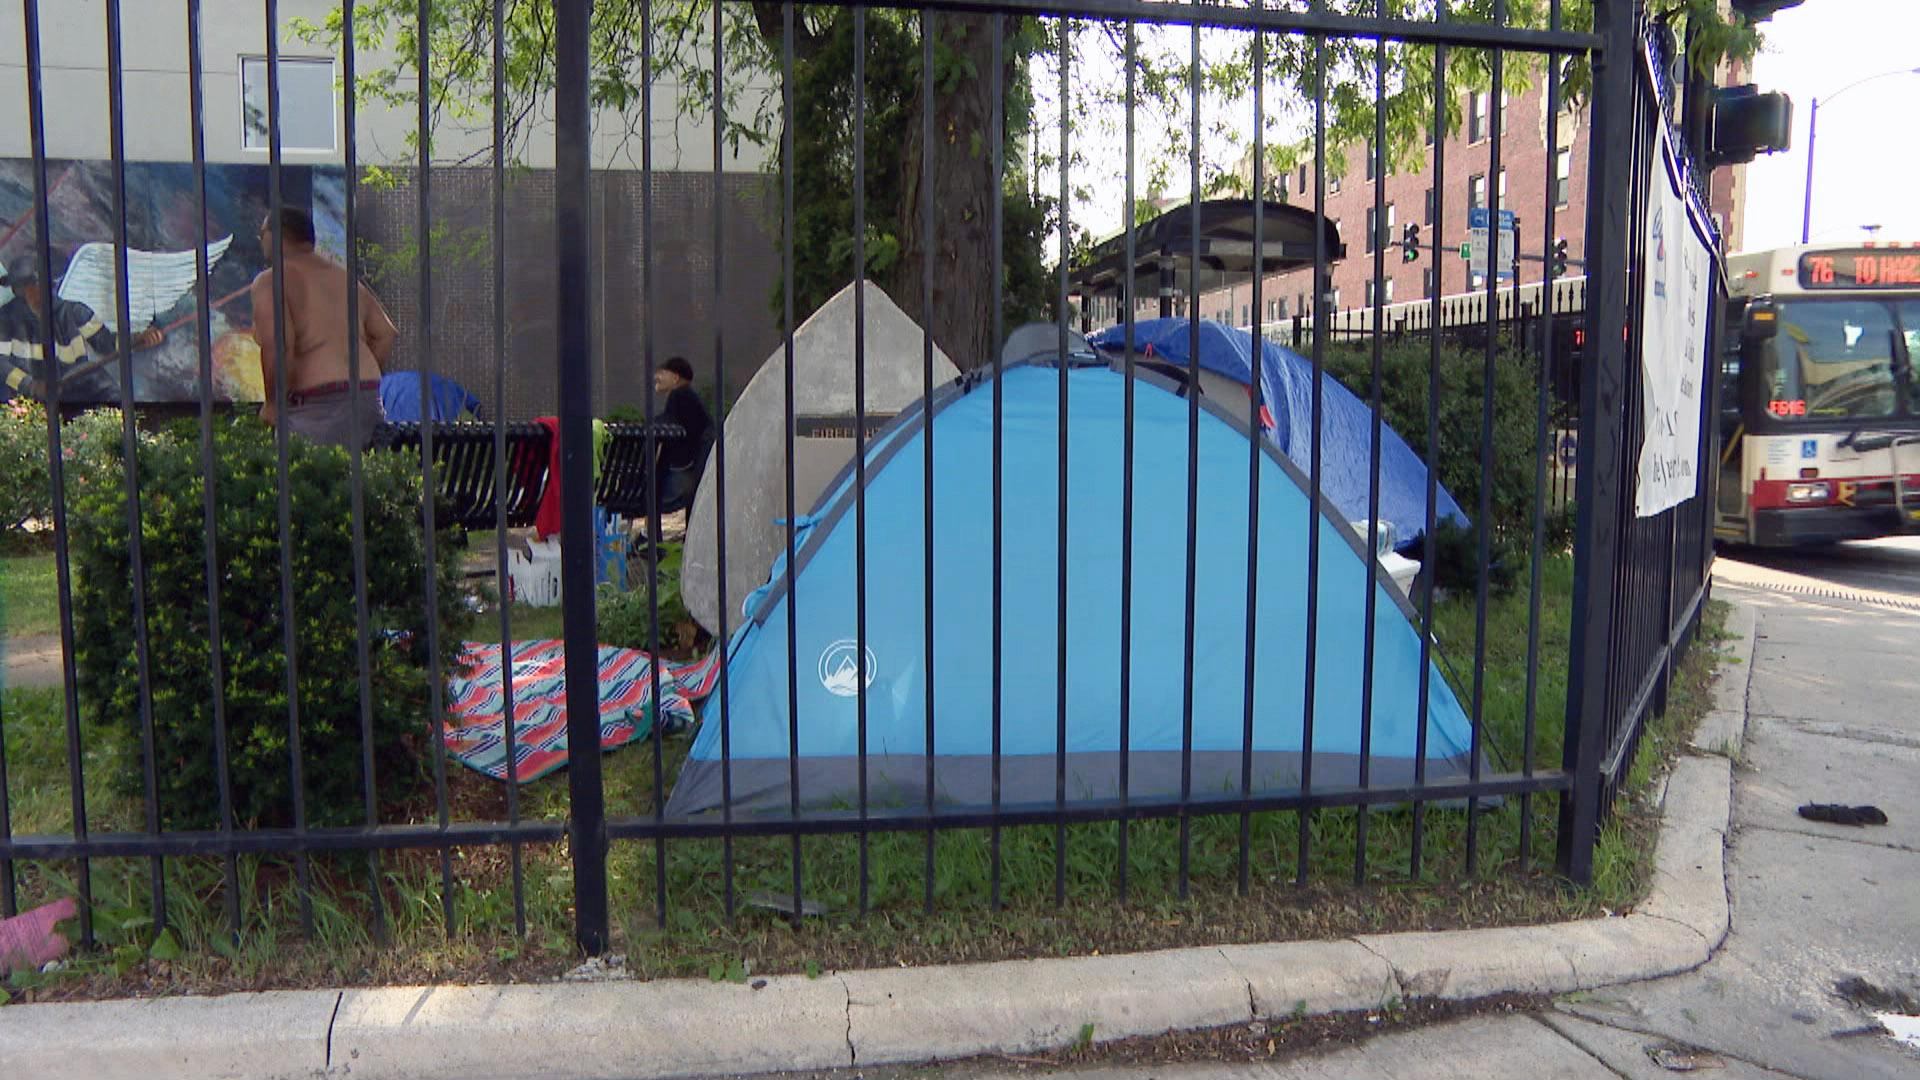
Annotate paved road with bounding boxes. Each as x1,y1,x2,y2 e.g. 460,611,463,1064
1714,535,1920,607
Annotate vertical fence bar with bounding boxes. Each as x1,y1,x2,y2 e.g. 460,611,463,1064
1236,12,1266,898
414,0,456,931
1297,21,1328,889
263,0,316,933
185,0,241,937
1356,0,1390,886
919,8,937,919
104,0,166,930
1116,19,1137,905
555,0,609,954
1468,0,1509,876
488,0,524,936
1177,17,1201,902
1558,0,1635,885
850,7,870,917
1411,4,1448,881
642,0,670,930
342,0,387,943
989,13,1005,912
21,0,92,946
714,0,737,924
784,0,807,926
1523,1,1565,870
1053,17,1071,910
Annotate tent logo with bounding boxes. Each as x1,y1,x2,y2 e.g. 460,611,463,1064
818,640,876,697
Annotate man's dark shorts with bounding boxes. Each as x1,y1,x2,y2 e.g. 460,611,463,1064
286,385,387,451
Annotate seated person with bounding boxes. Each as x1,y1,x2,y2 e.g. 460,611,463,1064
652,355,713,511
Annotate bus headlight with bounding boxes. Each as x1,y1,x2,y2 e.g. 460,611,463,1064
1786,482,1831,504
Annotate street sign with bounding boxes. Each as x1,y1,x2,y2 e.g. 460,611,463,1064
1468,207,1517,282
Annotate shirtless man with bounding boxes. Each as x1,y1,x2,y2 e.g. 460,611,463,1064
249,207,396,449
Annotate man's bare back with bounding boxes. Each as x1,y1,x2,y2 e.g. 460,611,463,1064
250,209,396,448
250,251,396,395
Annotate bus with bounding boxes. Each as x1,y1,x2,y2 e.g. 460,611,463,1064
1719,243,1920,546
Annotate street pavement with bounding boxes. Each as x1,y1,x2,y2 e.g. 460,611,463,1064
827,543,1920,1080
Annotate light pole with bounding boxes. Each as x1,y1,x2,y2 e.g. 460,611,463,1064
1801,66,1920,244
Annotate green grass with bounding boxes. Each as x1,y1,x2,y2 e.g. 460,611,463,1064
0,550,1729,1002
0,552,59,639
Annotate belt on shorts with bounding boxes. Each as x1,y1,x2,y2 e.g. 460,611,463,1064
286,380,382,407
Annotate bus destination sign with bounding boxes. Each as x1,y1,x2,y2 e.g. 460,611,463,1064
1799,249,1920,290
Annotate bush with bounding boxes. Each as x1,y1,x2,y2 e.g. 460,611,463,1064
598,543,701,657
68,418,467,829
1322,340,1544,546
0,402,145,532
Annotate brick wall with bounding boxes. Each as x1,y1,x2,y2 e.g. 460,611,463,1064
360,168,782,420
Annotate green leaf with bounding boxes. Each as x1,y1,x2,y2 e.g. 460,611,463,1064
210,932,241,961
149,928,183,962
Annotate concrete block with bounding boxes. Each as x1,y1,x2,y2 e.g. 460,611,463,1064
1658,755,1732,836
329,975,850,1080
1637,762,1732,947
1554,915,1710,988
1352,924,1583,1001
0,990,338,1080
844,947,1249,1066
1217,940,1396,1019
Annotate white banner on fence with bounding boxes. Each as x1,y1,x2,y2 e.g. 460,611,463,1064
1636,126,1714,518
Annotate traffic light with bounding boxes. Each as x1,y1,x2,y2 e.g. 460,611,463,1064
1551,238,1569,278
1710,85,1793,168
1401,222,1421,264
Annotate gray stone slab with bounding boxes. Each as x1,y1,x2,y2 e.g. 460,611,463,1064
1562,826,1920,1080
1218,940,1396,1019
329,975,851,1080
0,989,339,1080
844,947,1250,1066
1745,614,1920,734
1734,714,1920,854
1540,1012,1804,1080
682,280,958,634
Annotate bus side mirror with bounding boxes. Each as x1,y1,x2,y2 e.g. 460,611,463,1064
1742,302,1779,343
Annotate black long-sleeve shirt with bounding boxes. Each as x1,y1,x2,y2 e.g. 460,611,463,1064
658,385,714,474
0,295,123,397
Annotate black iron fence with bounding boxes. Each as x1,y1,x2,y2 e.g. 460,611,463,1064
0,0,1715,959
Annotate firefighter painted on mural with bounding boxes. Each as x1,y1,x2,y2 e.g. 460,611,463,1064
0,255,164,400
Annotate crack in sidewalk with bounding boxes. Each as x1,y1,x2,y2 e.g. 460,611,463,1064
323,990,343,1071
838,975,856,1066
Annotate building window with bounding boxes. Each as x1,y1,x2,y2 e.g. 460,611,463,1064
1365,207,1377,253
1468,174,1486,211
1423,186,1435,225
1241,304,1250,326
1366,280,1376,307
240,56,336,152
1555,149,1572,207
1330,171,1342,195
1275,296,1288,319
1385,278,1395,303
1468,91,1488,142
1423,268,1436,298
1299,165,1309,195
1365,143,1376,181
1498,169,1508,206
1277,171,1289,200
1386,202,1396,246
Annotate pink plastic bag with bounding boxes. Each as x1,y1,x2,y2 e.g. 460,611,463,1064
0,898,77,976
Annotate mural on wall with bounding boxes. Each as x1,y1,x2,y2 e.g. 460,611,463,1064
0,160,346,404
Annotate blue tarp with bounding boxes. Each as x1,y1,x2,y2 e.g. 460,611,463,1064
381,371,483,423
1088,319,1468,547
664,362,1478,818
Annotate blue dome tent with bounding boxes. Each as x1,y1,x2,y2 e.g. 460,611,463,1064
664,357,1481,819
1088,318,1468,549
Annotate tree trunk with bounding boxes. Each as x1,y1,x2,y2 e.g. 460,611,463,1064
890,15,1007,371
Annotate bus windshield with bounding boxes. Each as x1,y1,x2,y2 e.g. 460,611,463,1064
1758,299,1910,421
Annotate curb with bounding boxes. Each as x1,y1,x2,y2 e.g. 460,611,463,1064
0,598,1759,1080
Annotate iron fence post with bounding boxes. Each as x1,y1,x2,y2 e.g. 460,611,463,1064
556,0,609,955
1557,0,1639,884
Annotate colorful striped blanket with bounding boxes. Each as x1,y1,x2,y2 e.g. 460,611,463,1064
443,640,723,782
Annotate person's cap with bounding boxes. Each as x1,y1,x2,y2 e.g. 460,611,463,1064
2,256,43,288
